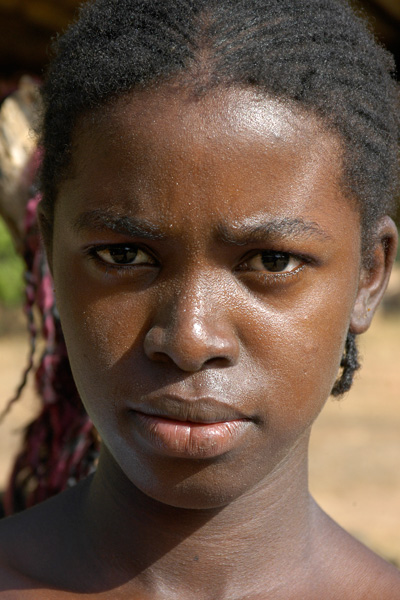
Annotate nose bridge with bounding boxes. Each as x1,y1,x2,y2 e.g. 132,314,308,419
172,269,212,332
144,267,239,371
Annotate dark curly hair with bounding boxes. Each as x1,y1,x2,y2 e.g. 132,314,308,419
38,0,399,393
40,0,399,248
5,0,397,512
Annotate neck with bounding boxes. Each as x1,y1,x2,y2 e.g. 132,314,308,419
81,435,315,599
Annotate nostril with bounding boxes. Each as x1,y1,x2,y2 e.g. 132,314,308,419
150,351,172,364
143,326,165,359
204,356,233,368
143,320,239,372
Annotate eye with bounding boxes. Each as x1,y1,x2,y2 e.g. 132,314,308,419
240,251,303,273
92,244,156,266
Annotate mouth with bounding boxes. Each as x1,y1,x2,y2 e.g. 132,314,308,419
128,396,253,459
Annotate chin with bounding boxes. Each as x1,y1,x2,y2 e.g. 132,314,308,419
132,473,250,511
99,422,310,511
114,450,264,510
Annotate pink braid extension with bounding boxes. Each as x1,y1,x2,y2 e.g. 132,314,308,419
3,158,100,515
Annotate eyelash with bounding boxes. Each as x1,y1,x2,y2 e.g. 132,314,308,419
86,244,308,281
236,250,306,277
87,244,157,269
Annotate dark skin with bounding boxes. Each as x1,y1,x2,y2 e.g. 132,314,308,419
0,86,399,599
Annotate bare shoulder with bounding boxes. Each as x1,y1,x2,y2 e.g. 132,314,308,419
345,540,400,599
0,505,42,593
0,561,44,599
0,482,90,598
312,503,400,600
0,562,76,600
0,518,60,599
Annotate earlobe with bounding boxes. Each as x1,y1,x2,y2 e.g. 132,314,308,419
350,216,398,334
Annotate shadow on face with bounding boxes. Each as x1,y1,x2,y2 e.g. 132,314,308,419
47,86,371,511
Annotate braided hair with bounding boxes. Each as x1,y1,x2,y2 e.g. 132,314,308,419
2,185,99,515
5,0,399,512
40,0,399,246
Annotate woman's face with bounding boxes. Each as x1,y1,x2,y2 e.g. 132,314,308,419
51,86,362,508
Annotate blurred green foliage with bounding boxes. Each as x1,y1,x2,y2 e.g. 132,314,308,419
0,218,24,306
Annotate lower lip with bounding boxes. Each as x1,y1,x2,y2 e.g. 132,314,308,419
130,412,251,458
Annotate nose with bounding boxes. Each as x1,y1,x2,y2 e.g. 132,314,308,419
143,277,240,372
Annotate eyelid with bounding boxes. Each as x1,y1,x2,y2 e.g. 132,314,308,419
87,243,158,267
236,250,307,275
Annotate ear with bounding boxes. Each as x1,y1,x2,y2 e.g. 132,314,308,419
350,216,398,334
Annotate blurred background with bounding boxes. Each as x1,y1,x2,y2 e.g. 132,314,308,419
0,0,399,564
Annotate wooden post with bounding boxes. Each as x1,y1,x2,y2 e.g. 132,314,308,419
0,76,41,254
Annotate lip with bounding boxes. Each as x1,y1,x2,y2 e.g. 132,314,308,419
128,395,253,458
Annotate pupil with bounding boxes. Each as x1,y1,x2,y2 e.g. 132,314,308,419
261,251,290,272
109,246,137,264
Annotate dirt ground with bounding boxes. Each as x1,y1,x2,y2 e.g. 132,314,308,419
0,302,399,566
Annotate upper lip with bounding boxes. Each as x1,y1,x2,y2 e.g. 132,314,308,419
129,394,251,424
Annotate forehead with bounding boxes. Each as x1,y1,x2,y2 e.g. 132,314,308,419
61,85,353,235
78,85,340,161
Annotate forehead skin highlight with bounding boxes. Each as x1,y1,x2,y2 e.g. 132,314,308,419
62,87,351,234
81,85,340,151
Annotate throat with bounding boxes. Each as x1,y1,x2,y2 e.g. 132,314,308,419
77,443,314,597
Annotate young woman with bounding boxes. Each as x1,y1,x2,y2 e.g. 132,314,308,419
0,0,399,597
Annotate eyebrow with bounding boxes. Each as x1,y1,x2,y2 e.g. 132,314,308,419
217,217,332,245
72,210,331,244
72,209,166,240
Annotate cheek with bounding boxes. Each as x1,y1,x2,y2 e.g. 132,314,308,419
54,268,151,406
243,281,356,429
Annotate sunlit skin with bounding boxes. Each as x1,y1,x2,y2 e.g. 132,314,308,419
53,87,364,509
0,86,398,599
